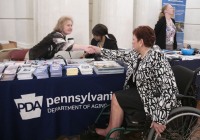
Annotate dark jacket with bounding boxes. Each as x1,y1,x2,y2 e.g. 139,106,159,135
85,34,118,58
29,32,68,60
154,16,177,50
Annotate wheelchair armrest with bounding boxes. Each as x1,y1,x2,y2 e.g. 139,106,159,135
176,94,196,100
176,94,196,102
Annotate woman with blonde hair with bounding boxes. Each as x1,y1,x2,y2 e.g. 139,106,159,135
154,4,177,50
28,16,93,60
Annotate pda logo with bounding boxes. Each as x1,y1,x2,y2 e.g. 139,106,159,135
14,93,43,120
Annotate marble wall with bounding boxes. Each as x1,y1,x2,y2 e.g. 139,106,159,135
0,0,199,52
184,0,200,48
90,0,200,49
0,0,34,48
0,0,89,50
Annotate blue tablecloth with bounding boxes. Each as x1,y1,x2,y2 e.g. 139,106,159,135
0,73,125,140
1,59,200,140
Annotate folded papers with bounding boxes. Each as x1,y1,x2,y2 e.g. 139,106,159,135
1,65,19,81
93,61,124,74
50,64,62,77
17,66,36,80
0,64,5,73
33,65,49,79
78,64,93,75
0,59,125,81
65,66,79,76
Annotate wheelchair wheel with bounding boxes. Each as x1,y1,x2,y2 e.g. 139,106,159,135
147,107,200,140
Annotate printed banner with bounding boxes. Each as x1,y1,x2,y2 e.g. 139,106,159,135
0,73,125,139
162,0,186,49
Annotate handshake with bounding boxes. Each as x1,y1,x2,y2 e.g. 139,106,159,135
84,45,101,54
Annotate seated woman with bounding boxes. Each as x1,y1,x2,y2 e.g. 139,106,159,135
84,23,118,59
87,26,180,137
27,16,93,60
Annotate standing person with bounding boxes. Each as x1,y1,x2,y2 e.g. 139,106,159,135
84,23,118,58
28,16,93,60
154,4,177,50
86,26,180,137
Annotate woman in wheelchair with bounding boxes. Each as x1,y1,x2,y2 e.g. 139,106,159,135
88,26,181,138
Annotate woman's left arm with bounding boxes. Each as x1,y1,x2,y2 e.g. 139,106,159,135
151,55,179,125
71,44,95,54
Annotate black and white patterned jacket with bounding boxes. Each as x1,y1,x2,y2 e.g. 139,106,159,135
29,32,73,60
101,48,180,124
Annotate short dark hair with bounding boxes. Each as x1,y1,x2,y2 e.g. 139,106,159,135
92,24,108,36
133,26,156,47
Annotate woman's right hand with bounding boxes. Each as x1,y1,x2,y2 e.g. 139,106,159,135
88,45,101,54
84,45,95,54
84,45,101,54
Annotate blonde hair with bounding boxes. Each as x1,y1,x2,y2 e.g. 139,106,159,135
158,4,169,20
53,16,73,32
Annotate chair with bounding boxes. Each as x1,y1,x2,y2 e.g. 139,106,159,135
172,65,197,107
9,49,29,61
0,41,29,61
172,65,195,96
93,65,200,140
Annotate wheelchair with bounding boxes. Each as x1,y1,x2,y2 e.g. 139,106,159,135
92,65,200,140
